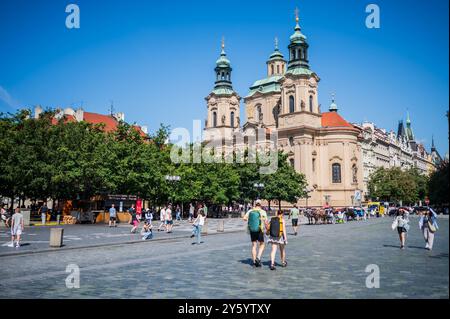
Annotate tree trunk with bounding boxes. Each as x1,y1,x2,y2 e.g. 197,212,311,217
278,199,281,212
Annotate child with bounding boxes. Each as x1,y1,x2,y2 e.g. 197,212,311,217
141,221,153,240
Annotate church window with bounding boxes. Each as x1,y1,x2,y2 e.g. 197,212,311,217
312,158,316,172
289,96,295,113
277,65,280,74
309,95,314,112
271,65,274,75
332,163,342,183
230,111,235,128
289,137,294,146
213,112,217,127
289,158,295,168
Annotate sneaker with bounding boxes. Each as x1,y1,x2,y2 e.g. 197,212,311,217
270,264,276,271
425,243,429,249
15,242,20,247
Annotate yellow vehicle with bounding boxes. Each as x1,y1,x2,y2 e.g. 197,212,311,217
367,202,385,216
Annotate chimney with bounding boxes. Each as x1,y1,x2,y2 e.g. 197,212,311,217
74,108,84,122
34,105,43,119
140,125,148,134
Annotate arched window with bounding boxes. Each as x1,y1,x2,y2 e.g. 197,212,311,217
230,111,235,128
299,49,303,60
289,158,295,168
332,163,341,183
309,95,314,112
291,49,295,60
271,65,274,75
213,111,217,127
257,105,263,122
289,136,294,146
281,64,284,73
289,96,295,113
277,65,280,74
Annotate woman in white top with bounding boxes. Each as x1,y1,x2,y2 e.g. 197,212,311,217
393,208,410,249
191,209,205,245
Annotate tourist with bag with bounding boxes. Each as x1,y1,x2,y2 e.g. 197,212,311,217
418,207,439,250
243,199,268,268
267,210,288,270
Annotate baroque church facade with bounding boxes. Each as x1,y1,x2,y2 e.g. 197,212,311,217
203,13,364,208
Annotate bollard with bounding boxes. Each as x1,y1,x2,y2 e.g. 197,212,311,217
49,228,64,247
201,220,208,235
217,219,224,232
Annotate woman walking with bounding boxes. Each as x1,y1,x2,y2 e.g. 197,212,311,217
190,208,205,244
419,207,439,250
129,205,139,233
392,208,410,249
267,210,288,270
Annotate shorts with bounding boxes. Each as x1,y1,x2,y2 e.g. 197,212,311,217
397,226,407,234
11,227,22,236
166,220,173,225
132,220,139,227
250,230,264,243
110,216,116,221
292,218,298,227
268,236,286,245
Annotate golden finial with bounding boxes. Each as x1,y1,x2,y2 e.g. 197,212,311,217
221,36,225,50
295,7,299,23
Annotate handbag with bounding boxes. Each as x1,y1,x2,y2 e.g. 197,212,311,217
391,218,398,231
428,221,437,233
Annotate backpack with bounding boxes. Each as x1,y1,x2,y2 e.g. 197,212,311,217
269,216,283,238
248,210,262,232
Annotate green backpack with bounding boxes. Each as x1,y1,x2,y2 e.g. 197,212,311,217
248,210,261,232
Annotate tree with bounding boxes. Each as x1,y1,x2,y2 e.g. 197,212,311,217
262,152,307,211
428,159,449,205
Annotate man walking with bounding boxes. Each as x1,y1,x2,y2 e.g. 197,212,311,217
165,204,173,233
109,204,117,228
157,206,166,231
188,203,195,222
243,200,268,268
289,204,300,236
9,208,24,248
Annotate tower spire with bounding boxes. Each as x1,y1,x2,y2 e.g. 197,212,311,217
329,92,338,112
274,36,279,50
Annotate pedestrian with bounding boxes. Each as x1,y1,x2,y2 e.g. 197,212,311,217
39,203,48,225
165,204,173,233
56,207,62,225
190,208,205,244
392,208,410,249
109,204,117,228
157,206,166,231
267,210,288,270
289,204,300,235
129,204,139,233
419,207,439,250
145,208,153,224
1,204,10,227
9,208,24,248
141,221,153,240
175,205,181,221
243,199,268,268
188,203,195,222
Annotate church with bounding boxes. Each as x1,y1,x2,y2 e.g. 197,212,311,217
203,11,364,208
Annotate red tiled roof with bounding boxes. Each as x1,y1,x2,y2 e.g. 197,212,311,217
83,112,119,132
51,114,76,125
321,112,353,128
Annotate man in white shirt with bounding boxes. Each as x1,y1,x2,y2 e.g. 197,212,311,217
157,206,166,232
165,205,173,233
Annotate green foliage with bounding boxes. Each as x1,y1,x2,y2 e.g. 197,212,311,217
367,166,429,204
428,159,449,205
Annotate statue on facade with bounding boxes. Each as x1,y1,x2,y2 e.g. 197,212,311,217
221,114,226,125
352,165,358,183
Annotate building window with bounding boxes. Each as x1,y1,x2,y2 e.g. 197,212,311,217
289,158,295,168
257,105,263,122
277,65,280,74
289,96,295,113
332,163,341,183
271,65,274,75
312,158,316,172
309,95,314,112
213,112,217,127
281,65,284,73
230,111,235,128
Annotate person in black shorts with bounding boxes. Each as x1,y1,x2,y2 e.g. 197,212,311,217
243,200,268,267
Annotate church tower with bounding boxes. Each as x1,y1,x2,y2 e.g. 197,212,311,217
204,38,241,143
278,8,321,129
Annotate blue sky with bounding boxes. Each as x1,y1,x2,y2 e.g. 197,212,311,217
0,0,448,154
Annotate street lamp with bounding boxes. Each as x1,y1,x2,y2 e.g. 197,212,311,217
253,183,265,200
165,175,181,205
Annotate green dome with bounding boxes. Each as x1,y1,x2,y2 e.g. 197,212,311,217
268,49,284,61
290,23,307,43
216,49,231,67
